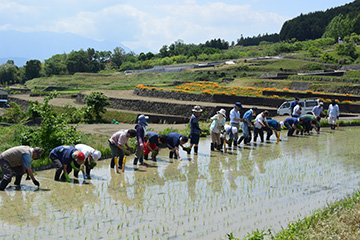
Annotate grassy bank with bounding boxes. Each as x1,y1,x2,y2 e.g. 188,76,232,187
229,189,360,239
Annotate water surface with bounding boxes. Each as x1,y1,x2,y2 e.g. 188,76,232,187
1,127,359,239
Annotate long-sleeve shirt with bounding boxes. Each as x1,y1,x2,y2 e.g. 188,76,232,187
328,104,339,118
49,145,77,165
230,108,240,124
242,109,253,124
190,113,201,135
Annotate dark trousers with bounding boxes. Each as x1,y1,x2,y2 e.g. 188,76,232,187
52,158,72,181
73,160,93,177
109,141,124,168
265,127,273,140
0,155,25,190
284,122,295,136
253,128,264,142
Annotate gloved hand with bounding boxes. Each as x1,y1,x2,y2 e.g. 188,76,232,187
83,174,88,179
140,143,144,148
70,162,79,172
33,179,40,187
65,173,71,183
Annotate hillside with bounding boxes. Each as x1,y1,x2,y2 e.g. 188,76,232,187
280,0,360,41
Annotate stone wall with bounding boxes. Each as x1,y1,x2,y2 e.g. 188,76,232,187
134,88,285,107
77,91,278,120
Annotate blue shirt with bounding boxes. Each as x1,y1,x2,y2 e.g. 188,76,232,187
166,132,183,149
242,109,253,123
266,119,279,129
147,131,159,145
22,153,32,168
284,117,298,126
312,105,323,116
49,145,77,165
290,101,297,111
190,113,200,135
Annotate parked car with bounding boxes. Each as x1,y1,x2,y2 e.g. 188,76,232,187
277,99,319,116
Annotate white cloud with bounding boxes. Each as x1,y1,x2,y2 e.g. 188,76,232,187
0,1,288,53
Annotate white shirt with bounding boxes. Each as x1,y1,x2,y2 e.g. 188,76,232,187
292,105,302,117
254,113,266,129
75,144,95,159
328,104,339,118
230,108,240,124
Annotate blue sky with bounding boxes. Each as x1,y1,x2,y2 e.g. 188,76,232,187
0,0,355,53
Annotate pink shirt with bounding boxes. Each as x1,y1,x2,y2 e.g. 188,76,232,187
109,130,129,146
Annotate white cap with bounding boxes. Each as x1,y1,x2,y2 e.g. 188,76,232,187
92,150,101,161
231,126,238,134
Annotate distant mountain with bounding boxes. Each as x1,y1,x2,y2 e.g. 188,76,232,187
280,0,360,41
0,30,131,66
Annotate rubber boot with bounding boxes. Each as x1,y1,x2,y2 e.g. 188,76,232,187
14,175,22,186
144,155,148,160
0,179,11,190
237,136,244,145
194,146,198,155
54,169,62,181
216,143,221,151
169,151,174,159
133,158,138,165
211,143,215,151
110,158,115,168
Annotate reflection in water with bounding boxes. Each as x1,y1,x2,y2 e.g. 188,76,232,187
1,127,360,239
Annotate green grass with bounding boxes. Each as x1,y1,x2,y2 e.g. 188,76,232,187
233,189,360,239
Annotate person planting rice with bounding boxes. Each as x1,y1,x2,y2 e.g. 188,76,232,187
265,119,282,141
229,102,243,147
166,132,188,161
301,114,320,134
312,101,324,131
133,115,149,168
189,106,205,155
49,145,85,182
238,107,257,145
209,108,226,151
328,99,340,130
74,144,101,179
220,124,238,149
0,146,42,190
283,117,304,137
108,129,136,170
253,111,270,143
143,131,167,161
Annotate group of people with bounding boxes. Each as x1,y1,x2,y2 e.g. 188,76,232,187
0,143,102,190
209,102,282,149
284,98,340,136
0,99,341,190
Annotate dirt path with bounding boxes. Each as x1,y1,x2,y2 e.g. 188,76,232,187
77,122,188,136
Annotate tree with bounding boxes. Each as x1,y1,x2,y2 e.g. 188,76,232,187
44,54,67,76
20,92,82,155
112,47,126,68
65,50,90,73
322,14,353,41
84,92,111,120
25,59,42,80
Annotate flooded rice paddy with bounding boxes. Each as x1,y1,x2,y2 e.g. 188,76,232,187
1,127,360,239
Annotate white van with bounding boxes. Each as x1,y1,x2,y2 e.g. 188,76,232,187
277,99,319,116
